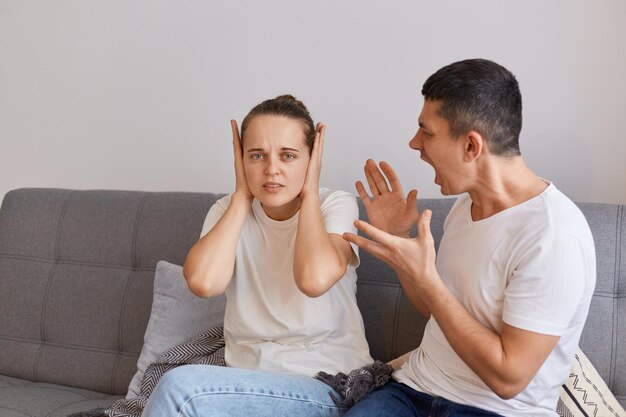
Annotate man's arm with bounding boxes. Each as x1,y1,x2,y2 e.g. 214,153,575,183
418,267,559,399
344,213,559,399
391,268,431,319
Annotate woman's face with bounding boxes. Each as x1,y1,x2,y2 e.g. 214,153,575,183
242,115,310,220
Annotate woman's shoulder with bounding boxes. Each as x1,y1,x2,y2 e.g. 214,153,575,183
319,188,359,219
210,193,233,211
319,187,358,206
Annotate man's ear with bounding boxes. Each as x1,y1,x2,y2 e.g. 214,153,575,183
464,130,485,162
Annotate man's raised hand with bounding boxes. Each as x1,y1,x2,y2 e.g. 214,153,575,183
355,159,419,238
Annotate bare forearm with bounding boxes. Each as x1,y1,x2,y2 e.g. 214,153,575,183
294,195,348,297
395,269,431,318
183,193,250,297
420,275,540,399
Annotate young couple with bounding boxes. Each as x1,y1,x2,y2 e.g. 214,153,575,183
142,59,596,417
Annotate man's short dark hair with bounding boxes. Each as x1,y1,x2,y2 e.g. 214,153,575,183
421,59,522,156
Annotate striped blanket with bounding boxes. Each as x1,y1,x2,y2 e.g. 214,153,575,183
69,326,392,417
69,327,226,417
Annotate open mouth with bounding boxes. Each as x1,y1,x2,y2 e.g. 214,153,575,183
263,183,284,190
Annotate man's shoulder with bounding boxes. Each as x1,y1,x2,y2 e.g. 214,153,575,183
444,193,472,223
540,184,593,241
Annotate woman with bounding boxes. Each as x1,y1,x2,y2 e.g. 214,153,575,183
142,95,372,417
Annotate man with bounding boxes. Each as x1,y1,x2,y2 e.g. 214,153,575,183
342,59,596,416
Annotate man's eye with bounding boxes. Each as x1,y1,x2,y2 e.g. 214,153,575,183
251,153,264,160
283,153,296,160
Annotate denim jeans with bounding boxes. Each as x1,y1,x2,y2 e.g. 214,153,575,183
141,364,346,417
343,382,503,417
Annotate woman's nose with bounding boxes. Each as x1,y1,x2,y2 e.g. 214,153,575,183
265,156,280,175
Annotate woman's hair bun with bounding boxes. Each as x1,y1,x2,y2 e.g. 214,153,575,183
274,94,306,111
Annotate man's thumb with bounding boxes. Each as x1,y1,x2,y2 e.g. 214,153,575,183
418,210,432,238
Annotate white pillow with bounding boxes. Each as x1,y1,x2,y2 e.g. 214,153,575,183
557,348,625,417
126,260,226,398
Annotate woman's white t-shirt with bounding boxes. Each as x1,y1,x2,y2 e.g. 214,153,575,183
200,188,373,376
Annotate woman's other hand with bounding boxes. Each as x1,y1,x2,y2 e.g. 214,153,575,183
231,119,254,204
300,123,325,200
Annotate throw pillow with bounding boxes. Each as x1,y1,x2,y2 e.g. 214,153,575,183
557,348,625,417
126,260,227,398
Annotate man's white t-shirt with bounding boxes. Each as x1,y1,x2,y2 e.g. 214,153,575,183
200,188,373,377
394,183,596,416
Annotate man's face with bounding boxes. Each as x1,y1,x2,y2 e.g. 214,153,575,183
408,100,466,196
242,115,310,220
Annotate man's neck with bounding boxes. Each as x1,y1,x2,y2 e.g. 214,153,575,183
467,156,549,221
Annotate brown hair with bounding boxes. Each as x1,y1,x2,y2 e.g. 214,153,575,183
240,95,316,152
422,59,522,156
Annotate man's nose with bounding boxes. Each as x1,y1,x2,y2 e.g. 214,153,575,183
409,133,421,150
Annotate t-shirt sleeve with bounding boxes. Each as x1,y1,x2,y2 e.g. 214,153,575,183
320,190,360,269
199,195,230,239
503,231,594,336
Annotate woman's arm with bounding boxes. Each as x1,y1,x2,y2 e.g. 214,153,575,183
183,120,253,297
293,124,354,298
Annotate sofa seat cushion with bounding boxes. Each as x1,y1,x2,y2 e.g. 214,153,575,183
0,375,120,417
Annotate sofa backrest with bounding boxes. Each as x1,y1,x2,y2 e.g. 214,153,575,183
0,189,218,394
0,189,624,407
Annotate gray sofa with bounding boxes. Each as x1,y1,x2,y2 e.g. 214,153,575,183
0,188,623,416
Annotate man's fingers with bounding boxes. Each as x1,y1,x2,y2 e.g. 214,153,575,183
379,161,403,194
407,189,419,214
364,163,380,196
355,181,372,206
342,231,370,248
343,232,389,261
418,209,432,239
367,159,391,194
353,219,395,247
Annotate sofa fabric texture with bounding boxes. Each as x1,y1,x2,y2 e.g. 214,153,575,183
0,188,623,417
0,189,215,399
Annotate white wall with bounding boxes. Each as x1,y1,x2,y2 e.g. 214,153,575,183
1,0,625,204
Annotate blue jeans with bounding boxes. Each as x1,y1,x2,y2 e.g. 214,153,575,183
344,382,503,417
142,364,346,417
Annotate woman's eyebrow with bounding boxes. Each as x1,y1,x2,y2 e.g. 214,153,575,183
245,146,302,152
